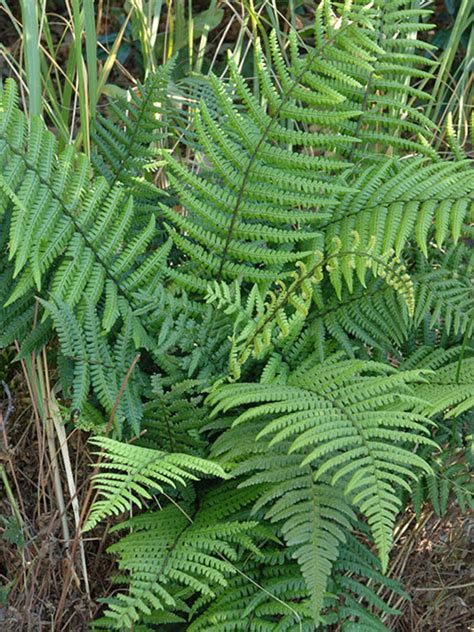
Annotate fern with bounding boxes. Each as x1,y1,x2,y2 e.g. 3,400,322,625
141,378,210,453
91,62,173,210
137,285,232,381
209,416,357,625
1,1,473,630
162,4,375,284
398,345,474,517
207,245,415,378
204,351,437,625
209,354,435,573
190,547,317,632
238,454,355,624
189,529,405,631
0,79,174,433
84,436,228,531
163,2,473,286
286,249,474,362
412,447,474,518
324,158,474,268
93,486,262,630
412,247,474,337
404,346,474,418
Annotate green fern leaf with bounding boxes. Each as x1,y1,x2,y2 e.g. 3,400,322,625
209,354,435,570
84,436,228,531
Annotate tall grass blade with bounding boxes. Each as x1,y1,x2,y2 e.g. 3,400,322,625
19,0,41,117
72,0,90,155
84,0,97,120
429,0,474,123
195,0,218,73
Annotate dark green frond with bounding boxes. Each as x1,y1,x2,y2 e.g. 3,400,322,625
91,62,174,212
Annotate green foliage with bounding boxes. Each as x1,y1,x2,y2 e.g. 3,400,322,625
412,247,474,338
209,355,435,584
189,529,406,631
1,1,473,630
93,486,262,630
412,446,474,518
141,378,211,453
0,77,173,434
163,1,473,286
207,244,415,378
91,63,174,216
406,346,474,517
84,436,228,531
408,346,474,418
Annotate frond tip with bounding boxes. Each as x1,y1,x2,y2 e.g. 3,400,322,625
84,437,228,531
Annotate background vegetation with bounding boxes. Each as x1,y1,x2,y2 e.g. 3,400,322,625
0,1,473,630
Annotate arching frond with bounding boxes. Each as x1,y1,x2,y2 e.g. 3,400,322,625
209,354,435,570
0,79,174,432
93,487,261,630
189,527,405,631
162,1,472,286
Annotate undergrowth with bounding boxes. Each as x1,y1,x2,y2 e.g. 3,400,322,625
0,1,473,630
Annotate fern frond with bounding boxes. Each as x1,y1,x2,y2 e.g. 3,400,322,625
96,487,261,629
412,447,474,518
190,528,405,631
404,347,474,419
237,451,355,624
324,158,474,267
208,246,414,379
163,1,462,284
136,284,233,382
0,79,177,431
326,527,407,630
189,543,318,631
91,62,173,209
141,378,209,454
84,436,228,531
288,252,474,361
209,354,435,570
163,4,376,283
413,250,474,337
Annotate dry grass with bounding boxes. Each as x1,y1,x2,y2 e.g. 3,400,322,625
389,507,474,631
0,368,115,631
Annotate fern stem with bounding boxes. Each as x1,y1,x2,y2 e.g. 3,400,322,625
216,19,357,279
105,353,141,436
348,9,386,162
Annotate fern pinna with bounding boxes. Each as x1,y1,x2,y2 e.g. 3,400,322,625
0,0,473,630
